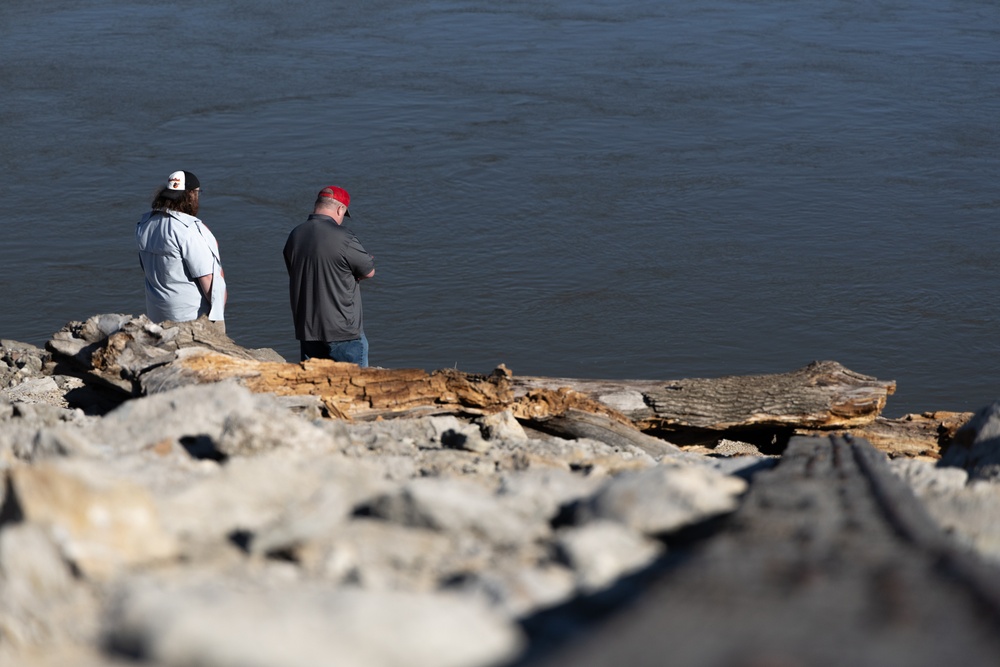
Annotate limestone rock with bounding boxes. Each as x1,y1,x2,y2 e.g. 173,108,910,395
1,377,61,404
90,381,272,455
3,460,178,580
303,518,456,592
216,405,347,458
555,520,664,592
940,400,1000,480
497,468,604,524
0,522,100,653
491,435,657,476
477,409,529,442
158,453,388,547
248,482,355,558
574,462,748,535
105,578,524,667
371,477,550,547
891,458,969,495
893,457,1000,564
447,563,577,618
914,481,1000,563
0,339,48,390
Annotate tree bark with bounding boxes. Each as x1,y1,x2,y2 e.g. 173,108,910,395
515,360,896,430
799,411,973,459
47,315,901,440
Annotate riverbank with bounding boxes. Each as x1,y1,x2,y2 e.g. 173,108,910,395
2,316,1000,666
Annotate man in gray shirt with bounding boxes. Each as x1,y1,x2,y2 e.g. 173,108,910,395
283,185,375,365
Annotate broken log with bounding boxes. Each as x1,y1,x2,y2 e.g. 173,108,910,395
799,411,973,459
515,360,896,430
142,349,626,424
140,351,896,433
46,315,901,446
525,408,690,460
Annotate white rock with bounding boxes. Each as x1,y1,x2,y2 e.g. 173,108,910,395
6,460,178,580
313,518,454,591
940,400,1000,481
477,410,528,442
217,408,346,457
497,468,603,522
577,463,747,535
87,381,272,455
450,563,577,618
891,458,968,494
371,477,550,547
159,453,387,545
556,520,664,592
0,522,75,596
106,578,525,667
0,523,100,653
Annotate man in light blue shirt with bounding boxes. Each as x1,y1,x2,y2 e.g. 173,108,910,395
136,170,227,327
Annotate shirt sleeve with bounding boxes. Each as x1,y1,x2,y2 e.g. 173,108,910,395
345,234,375,278
179,222,217,279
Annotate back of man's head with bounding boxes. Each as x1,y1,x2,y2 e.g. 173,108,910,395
151,170,201,216
314,185,351,218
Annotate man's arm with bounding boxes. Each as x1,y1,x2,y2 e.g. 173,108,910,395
346,234,375,281
196,274,213,299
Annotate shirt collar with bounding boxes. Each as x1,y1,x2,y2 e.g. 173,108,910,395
308,213,340,226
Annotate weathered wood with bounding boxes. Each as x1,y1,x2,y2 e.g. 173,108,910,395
47,315,899,439
142,349,626,424
799,411,973,460
516,360,895,430
528,436,1000,667
46,314,282,395
526,408,688,460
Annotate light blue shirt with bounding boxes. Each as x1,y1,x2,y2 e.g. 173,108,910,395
136,210,226,323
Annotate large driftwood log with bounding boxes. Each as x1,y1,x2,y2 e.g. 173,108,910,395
142,349,626,424
141,352,896,431
46,314,904,445
515,360,896,430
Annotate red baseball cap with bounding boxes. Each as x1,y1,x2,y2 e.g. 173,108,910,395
318,186,351,217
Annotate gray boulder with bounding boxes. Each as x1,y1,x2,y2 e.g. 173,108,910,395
370,476,551,547
574,462,748,535
891,457,969,495
940,400,1000,481
105,577,524,667
555,520,664,592
0,522,100,653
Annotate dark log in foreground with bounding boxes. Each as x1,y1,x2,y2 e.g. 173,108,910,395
525,435,1000,667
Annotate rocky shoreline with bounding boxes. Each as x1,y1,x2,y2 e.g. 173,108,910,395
2,315,1000,666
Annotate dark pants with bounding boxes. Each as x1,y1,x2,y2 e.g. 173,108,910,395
300,333,369,367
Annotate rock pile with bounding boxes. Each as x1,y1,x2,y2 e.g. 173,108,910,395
1,319,999,666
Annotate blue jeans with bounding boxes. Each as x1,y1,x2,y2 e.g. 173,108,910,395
300,333,369,367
